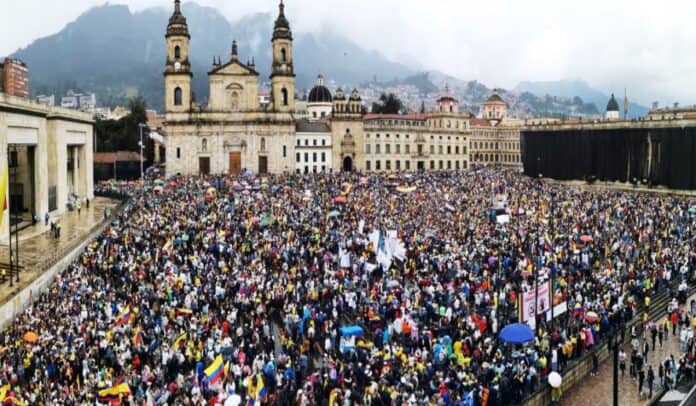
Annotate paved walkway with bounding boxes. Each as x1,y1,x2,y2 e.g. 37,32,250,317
562,293,696,406
0,197,120,306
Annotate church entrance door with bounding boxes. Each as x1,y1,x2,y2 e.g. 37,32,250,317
258,156,268,174
199,157,210,175
228,152,241,176
342,156,353,172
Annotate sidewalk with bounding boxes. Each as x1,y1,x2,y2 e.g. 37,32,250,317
0,197,120,306
562,293,696,406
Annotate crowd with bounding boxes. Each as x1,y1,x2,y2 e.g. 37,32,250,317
0,169,693,405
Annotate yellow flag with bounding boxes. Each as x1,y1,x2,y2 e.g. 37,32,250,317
0,163,7,227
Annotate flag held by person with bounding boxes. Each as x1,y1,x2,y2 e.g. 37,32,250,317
204,355,225,384
114,306,131,327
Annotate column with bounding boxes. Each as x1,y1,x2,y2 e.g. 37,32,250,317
72,146,80,197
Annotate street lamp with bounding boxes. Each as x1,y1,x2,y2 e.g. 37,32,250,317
138,123,147,186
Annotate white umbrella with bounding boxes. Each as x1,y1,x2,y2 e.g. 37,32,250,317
548,371,562,388
224,394,242,406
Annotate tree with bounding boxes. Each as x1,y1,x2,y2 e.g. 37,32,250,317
95,96,149,154
371,93,403,114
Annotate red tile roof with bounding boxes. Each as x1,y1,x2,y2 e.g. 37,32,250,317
469,118,493,127
363,113,427,121
94,151,141,164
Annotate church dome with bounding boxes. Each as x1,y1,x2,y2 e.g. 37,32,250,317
308,75,332,103
606,93,619,112
486,92,505,104
334,88,345,100
166,0,190,38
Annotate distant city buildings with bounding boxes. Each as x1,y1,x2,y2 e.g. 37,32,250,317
0,58,29,98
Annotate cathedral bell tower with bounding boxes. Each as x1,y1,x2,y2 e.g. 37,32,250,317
270,0,295,112
164,0,193,113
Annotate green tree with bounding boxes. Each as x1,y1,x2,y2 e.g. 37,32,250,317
371,93,403,114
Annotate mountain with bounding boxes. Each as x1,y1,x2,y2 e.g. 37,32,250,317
515,79,650,118
11,2,415,111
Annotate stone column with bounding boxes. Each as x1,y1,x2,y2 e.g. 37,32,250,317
72,146,80,197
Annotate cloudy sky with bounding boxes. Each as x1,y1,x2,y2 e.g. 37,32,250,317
1,0,695,106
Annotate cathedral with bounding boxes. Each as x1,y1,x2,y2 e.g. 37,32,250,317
162,0,521,176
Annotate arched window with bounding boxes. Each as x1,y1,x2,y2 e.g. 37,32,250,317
449,105,453,113
260,137,266,151
281,48,287,62
201,138,207,152
174,87,182,106
174,46,181,60
281,88,288,106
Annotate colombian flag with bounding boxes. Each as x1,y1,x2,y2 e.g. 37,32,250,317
0,163,7,227
133,327,144,347
255,373,267,401
172,332,187,351
543,233,553,252
176,308,193,317
98,382,131,405
204,355,225,384
114,306,131,327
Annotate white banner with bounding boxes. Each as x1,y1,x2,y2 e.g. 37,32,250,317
520,281,550,322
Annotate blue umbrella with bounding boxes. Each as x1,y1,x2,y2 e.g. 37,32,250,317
498,323,534,344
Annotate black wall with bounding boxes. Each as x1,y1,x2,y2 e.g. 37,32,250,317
521,126,696,189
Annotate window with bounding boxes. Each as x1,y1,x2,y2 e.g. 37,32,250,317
321,165,326,172
305,139,309,146
385,144,390,154
231,92,239,110
283,145,287,158
366,160,371,171
304,166,308,174
405,144,410,154
430,161,434,170
313,152,317,162
396,160,400,171
321,112,326,118
365,144,371,154
201,138,208,152
375,160,381,170
260,137,266,151
447,146,451,154
455,146,459,154
386,160,391,170
281,88,288,106
439,160,443,169
296,139,300,146
174,87,182,106
456,161,460,170
447,160,451,169
176,148,181,159
417,145,422,155
281,48,287,62
322,139,326,146
396,144,401,154
296,152,300,162
174,46,181,59
313,139,317,146
396,134,400,139
375,144,381,154
304,153,308,162
405,160,410,170
321,152,326,162
439,145,443,155
313,112,317,118
430,145,434,154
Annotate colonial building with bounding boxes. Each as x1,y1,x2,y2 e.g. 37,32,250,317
0,93,94,241
161,1,521,176
469,91,522,168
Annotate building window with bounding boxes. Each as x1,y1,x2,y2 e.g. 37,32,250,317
447,146,451,154
281,88,288,106
405,160,410,170
447,160,451,169
305,139,309,146
405,144,410,154
313,112,317,118
260,137,266,151
322,139,326,146
176,147,181,159
174,46,181,59
296,152,300,162
456,161,460,170
201,138,207,152
430,161,434,170
321,152,326,162
375,160,381,170
283,145,287,157
296,139,300,146
385,144,391,154
304,153,308,162
321,112,326,118
396,144,401,154
439,160,443,169
366,160,371,171
174,87,183,106
455,146,459,154
396,160,401,171
386,160,391,170
365,144,371,154
430,145,434,154
313,152,317,162
313,139,317,146
281,48,287,62
439,145,443,155
321,165,326,172
375,144,381,154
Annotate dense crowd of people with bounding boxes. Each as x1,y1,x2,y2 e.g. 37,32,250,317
0,169,693,405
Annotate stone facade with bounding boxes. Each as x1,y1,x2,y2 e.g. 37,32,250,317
470,117,522,168
161,1,522,177
0,93,94,241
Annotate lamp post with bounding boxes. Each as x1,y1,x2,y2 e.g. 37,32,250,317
138,123,147,187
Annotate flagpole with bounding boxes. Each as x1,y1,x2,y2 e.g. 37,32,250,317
533,238,539,335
